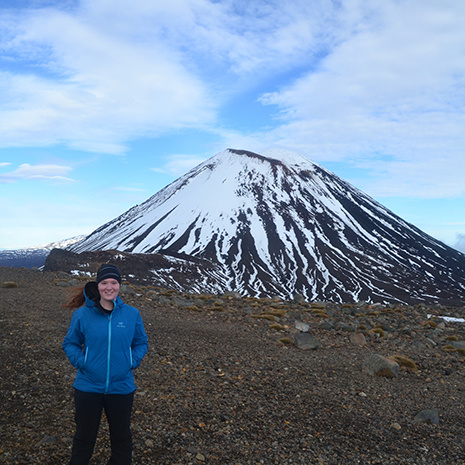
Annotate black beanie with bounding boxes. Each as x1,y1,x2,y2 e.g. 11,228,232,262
96,264,122,284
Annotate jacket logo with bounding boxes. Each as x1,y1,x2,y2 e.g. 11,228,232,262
116,321,126,328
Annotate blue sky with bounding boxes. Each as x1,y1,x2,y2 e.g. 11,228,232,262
1,0,464,252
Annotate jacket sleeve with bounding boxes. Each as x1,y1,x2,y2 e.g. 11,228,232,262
131,312,148,369
62,312,86,370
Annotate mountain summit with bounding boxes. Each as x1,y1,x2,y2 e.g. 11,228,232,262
70,148,465,304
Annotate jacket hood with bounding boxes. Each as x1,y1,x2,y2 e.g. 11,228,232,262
84,281,100,307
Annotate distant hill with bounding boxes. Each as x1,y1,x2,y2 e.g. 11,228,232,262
0,236,86,268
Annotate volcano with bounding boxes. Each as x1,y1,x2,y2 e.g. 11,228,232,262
69,148,465,304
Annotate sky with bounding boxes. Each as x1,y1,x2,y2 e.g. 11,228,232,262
0,0,464,253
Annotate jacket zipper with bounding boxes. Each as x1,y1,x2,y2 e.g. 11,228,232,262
105,313,112,394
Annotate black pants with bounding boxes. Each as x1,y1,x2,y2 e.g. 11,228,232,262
69,389,134,465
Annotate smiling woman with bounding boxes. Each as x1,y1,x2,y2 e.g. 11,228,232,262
62,263,148,465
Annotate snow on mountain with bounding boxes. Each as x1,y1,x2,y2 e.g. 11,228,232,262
28,236,88,252
0,235,87,268
69,149,465,304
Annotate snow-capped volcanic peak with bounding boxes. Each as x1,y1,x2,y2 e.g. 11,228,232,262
70,149,465,304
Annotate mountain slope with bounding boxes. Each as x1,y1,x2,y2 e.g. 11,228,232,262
69,149,465,304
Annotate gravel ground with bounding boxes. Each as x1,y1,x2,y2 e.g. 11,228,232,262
1,266,465,464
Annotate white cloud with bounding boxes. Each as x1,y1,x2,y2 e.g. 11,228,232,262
258,0,465,197
151,154,208,177
0,0,345,156
0,0,464,202
78,0,334,76
454,234,465,254
0,163,75,182
0,3,217,154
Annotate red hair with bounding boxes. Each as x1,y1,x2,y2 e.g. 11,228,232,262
63,285,86,310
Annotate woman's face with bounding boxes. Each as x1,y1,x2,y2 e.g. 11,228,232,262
98,278,120,304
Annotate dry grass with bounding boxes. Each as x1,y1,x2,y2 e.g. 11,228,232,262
390,355,418,372
1,281,18,288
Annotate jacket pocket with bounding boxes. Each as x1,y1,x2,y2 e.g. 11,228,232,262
82,348,106,385
78,347,89,371
111,347,132,382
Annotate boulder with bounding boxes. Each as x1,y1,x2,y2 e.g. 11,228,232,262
363,354,400,378
294,333,320,350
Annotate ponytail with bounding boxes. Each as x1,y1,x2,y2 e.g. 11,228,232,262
63,285,86,310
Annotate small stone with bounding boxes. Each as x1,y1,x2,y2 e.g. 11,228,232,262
413,409,439,425
391,422,402,430
294,333,320,350
36,436,57,446
318,320,334,330
350,333,367,346
451,341,465,350
294,320,310,332
362,354,400,378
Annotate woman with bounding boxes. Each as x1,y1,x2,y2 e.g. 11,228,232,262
63,263,148,465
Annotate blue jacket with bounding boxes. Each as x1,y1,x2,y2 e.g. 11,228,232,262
63,282,148,394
